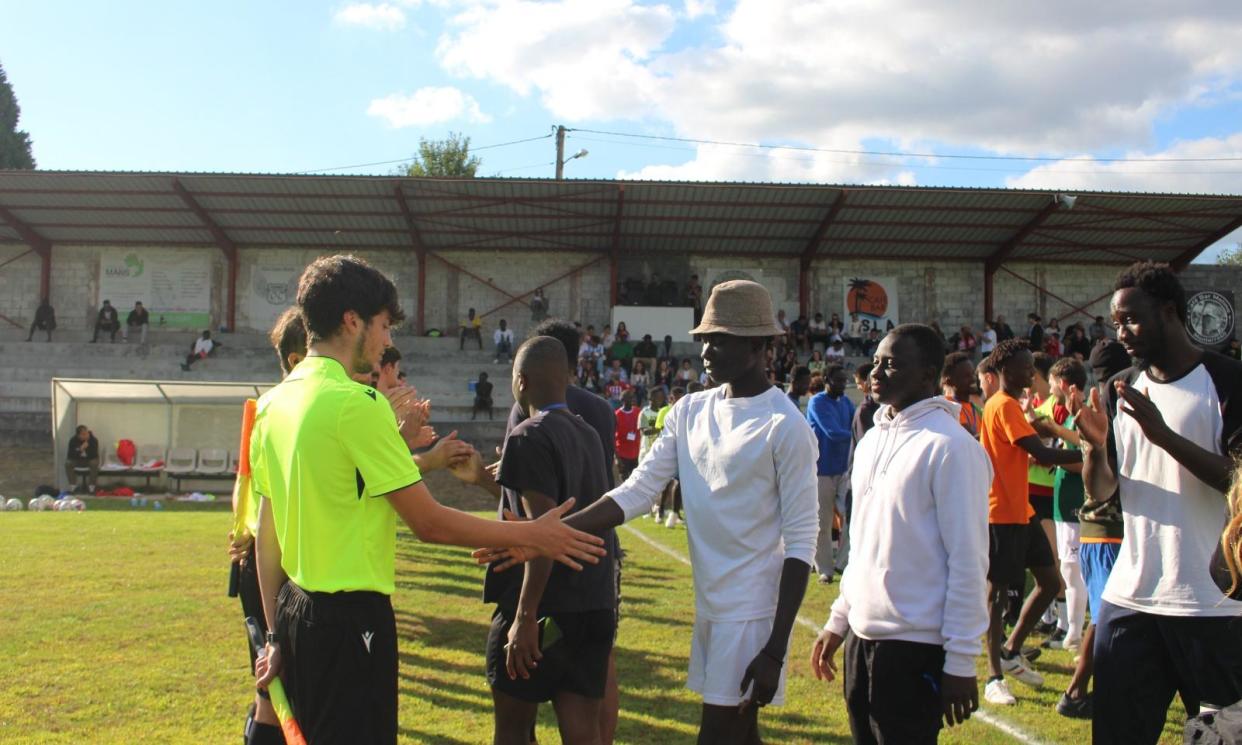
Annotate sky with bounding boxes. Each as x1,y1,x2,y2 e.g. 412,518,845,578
3,0,1241,260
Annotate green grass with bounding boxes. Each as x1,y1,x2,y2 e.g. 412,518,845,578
0,512,1184,744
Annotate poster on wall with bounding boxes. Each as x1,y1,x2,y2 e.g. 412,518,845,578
98,249,211,328
842,276,900,334
1186,289,1235,351
247,256,305,332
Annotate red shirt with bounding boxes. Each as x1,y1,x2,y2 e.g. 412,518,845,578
614,406,641,461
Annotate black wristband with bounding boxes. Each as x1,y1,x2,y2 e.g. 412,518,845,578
265,630,278,646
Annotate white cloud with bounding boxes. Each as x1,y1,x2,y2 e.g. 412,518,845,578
367,86,492,127
334,3,407,31
683,0,715,20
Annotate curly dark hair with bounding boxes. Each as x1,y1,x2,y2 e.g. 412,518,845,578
941,351,973,381
296,254,405,341
269,306,308,375
530,319,580,370
989,338,1028,370
1114,260,1186,324
379,345,402,368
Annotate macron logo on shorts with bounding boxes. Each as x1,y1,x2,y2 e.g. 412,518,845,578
362,631,374,654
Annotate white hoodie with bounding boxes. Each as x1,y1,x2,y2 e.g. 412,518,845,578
825,396,992,677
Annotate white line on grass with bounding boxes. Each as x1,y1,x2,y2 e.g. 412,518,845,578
619,524,1047,745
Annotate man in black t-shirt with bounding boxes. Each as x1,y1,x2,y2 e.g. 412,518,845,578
92,300,119,343
64,424,99,493
464,337,619,744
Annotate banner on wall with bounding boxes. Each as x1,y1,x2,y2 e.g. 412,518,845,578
98,249,211,328
247,256,305,332
842,276,900,334
1186,289,1235,350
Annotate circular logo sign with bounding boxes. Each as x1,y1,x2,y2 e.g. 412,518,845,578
1187,290,1235,347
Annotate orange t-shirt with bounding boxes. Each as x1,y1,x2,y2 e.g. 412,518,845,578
980,392,1037,525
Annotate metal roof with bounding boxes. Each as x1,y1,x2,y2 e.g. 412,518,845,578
1,171,1241,266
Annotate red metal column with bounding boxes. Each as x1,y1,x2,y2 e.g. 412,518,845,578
983,264,994,321
799,190,847,317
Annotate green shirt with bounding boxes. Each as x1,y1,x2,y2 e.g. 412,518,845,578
1052,415,1084,523
1028,397,1058,489
610,340,634,361
250,356,422,594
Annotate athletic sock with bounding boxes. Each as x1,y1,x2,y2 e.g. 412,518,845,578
1055,599,1069,632
1040,603,1057,626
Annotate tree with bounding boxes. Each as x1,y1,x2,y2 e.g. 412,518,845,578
397,132,480,177
0,62,36,169
1217,243,1242,267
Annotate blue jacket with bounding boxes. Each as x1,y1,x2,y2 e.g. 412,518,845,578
807,392,855,476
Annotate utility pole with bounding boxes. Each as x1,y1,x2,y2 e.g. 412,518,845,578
554,125,566,180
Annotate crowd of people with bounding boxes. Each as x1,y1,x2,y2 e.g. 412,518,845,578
221,255,1242,745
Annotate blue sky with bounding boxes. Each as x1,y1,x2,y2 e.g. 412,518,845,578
3,1,1241,259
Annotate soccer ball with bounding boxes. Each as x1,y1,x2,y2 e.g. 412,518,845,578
37,495,56,511
68,499,86,512
27,498,44,512
3,498,21,511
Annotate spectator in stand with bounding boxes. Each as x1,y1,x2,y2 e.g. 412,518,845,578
615,321,630,342
644,273,663,305
123,301,150,344
791,313,810,353
675,358,696,385
529,288,548,323
606,358,629,385
633,334,658,375
774,348,798,384
1088,315,1110,343
604,371,631,410
614,390,641,480
995,314,1015,342
65,424,99,494
600,324,614,351
825,339,846,365
460,307,483,351
580,335,605,375
629,360,650,405
180,330,215,371
610,331,634,371
980,321,998,357
1044,332,1062,358
842,313,866,355
26,297,55,342
1229,338,1242,361
788,365,812,414
655,358,675,392
956,325,978,357
809,312,830,349
807,350,826,377
584,368,603,394
863,328,882,357
377,346,402,392
472,371,494,420
1064,325,1091,361
1047,317,1061,336
661,334,674,361
1027,313,1045,351
92,299,120,343
807,365,855,583
828,313,845,339
493,319,514,365
685,274,703,324
776,309,791,341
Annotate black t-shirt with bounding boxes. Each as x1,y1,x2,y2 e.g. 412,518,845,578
634,340,658,357
484,409,618,613
98,306,117,325
475,379,494,402
852,397,880,446
507,385,615,493
127,308,149,326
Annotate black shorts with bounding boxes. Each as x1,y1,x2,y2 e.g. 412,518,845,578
235,544,266,671
487,607,616,703
988,517,1054,586
1029,493,1054,521
276,582,398,745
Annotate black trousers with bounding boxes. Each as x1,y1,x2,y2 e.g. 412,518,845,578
275,582,398,745
843,633,944,745
1093,601,1242,745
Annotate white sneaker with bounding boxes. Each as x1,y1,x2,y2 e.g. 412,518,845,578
984,679,1017,705
664,513,678,528
1002,651,1045,687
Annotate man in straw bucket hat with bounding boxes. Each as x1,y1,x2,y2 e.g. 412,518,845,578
474,280,819,744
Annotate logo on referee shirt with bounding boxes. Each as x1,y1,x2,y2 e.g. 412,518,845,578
362,631,374,654
1187,290,1235,348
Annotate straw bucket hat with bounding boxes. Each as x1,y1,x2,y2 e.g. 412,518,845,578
689,280,785,337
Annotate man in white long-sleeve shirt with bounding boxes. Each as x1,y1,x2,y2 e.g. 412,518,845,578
811,324,992,745
475,280,819,745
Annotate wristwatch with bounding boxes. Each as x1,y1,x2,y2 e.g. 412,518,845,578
265,631,279,645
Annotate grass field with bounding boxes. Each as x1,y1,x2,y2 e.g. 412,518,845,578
0,510,1185,744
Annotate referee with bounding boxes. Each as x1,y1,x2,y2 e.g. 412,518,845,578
252,255,605,744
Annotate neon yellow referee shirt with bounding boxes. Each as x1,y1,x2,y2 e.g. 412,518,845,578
250,355,421,594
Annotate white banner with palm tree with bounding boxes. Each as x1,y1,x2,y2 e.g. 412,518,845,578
843,276,899,335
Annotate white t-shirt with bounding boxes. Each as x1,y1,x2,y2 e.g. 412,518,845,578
607,386,819,622
1103,355,1242,617
980,329,998,353
494,328,514,346
825,346,845,363
193,337,214,356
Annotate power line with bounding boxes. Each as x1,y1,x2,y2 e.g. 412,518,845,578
292,133,554,175
568,134,1242,176
567,127,1242,164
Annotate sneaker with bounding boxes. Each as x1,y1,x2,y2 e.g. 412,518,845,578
1020,646,1042,663
1041,628,1068,649
1057,692,1093,719
984,679,1017,705
664,512,677,528
1001,650,1044,687
818,573,833,584
1033,620,1058,636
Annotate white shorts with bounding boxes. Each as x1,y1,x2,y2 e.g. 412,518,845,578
1055,521,1081,565
687,616,787,707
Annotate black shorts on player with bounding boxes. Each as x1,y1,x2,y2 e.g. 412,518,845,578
275,582,398,745
988,517,1053,587
487,608,617,702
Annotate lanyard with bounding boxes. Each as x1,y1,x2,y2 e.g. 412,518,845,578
540,403,569,412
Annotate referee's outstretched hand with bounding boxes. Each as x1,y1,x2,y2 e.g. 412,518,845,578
472,499,607,572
